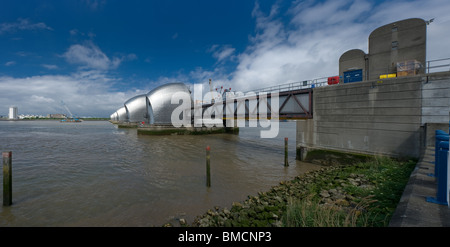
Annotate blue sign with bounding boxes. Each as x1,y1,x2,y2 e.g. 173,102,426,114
343,69,363,83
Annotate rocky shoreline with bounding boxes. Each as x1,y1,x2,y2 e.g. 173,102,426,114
162,154,415,227
190,165,377,227
163,161,386,227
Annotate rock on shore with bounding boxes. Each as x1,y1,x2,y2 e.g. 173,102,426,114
188,165,376,227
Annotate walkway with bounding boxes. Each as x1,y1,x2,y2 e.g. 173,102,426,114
389,146,450,226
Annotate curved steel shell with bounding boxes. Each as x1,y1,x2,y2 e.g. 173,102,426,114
124,94,150,123
146,83,192,125
116,106,128,122
110,112,118,121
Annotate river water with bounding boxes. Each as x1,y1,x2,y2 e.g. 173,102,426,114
0,120,321,226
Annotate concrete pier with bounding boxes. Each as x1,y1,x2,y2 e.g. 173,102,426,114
112,118,240,135
136,125,239,135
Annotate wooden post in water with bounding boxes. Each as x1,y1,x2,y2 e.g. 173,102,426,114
206,146,211,187
3,151,12,206
284,137,289,167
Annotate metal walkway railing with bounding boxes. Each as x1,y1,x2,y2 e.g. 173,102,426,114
243,57,450,94
427,58,450,74
245,77,328,94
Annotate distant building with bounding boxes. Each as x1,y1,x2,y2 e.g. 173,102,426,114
8,107,18,120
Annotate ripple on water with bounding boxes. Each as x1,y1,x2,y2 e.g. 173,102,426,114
0,120,322,226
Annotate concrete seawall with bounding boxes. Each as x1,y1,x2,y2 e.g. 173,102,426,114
297,71,450,159
389,145,450,226
111,121,240,135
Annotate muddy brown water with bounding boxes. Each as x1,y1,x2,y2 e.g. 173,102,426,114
0,120,322,226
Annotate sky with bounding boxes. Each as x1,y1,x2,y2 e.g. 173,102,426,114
0,0,449,117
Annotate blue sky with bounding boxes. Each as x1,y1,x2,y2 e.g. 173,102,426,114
0,0,449,117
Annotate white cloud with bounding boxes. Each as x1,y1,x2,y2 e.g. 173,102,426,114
62,41,137,71
69,29,96,39
63,41,119,70
2,0,449,118
208,44,236,63
0,18,53,34
225,0,376,92
16,51,32,57
289,0,371,28
69,29,79,36
31,95,55,103
83,0,106,10
5,61,16,66
126,53,138,61
206,0,450,92
0,72,140,117
42,64,58,70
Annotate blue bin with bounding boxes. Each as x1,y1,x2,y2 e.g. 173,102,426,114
434,134,449,164
436,130,448,136
427,141,449,205
435,134,449,171
437,141,449,177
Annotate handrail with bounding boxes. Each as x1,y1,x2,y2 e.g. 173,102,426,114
240,57,450,95
244,76,329,94
426,58,450,73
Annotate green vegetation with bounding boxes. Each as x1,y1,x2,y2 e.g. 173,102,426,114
282,156,416,227
282,196,374,227
303,149,374,166
190,152,416,227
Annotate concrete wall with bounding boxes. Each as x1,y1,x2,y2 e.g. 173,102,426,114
421,72,450,124
297,71,450,159
423,123,449,148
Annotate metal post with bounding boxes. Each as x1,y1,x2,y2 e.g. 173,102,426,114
448,147,450,208
427,142,449,205
284,137,289,167
3,151,12,206
206,146,211,187
434,133,449,176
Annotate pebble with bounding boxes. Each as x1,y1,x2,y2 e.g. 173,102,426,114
189,166,377,227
